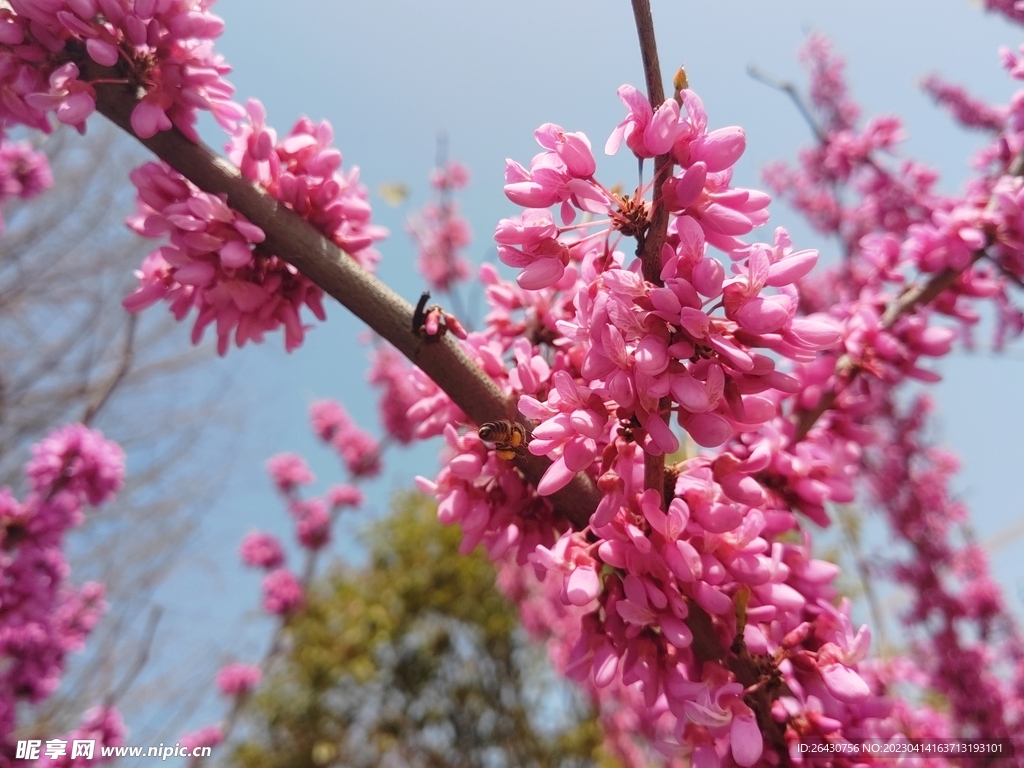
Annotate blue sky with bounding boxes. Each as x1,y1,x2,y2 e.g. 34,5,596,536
113,0,1024,752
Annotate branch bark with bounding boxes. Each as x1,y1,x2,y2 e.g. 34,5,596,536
87,76,599,529
630,0,672,504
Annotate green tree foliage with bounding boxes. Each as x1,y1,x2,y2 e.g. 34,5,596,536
230,493,618,768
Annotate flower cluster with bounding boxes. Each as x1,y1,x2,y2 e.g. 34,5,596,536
0,0,241,139
239,530,285,569
123,99,386,355
214,661,261,697
227,100,387,269
0,138,52,231
865,396,1024,746
745,31,1024,761
404,53,1024,765
408,84,885,766
308,399,382,478
406,158,473,292
0,425,124,754
35,706,126,767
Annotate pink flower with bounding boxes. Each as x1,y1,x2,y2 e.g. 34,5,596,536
179,725,223,751
520,370,609,495
526,530,602,607
291,498,331,550
494,208,571,290
130,96,173,139
813,598,872,702
503,124,610,225
676,681,763,767
327,484,363,509
309,400,350,441
26,424,125,505
24,63,96,132
605,84,681,158
261,568,303,616
239,531,285,569
265,453,314,493
215,663,261,697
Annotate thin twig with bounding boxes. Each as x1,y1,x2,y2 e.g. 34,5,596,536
747,64,826,143
629,0,673,505
629,0,671,288
630,0,665,110
82,314,137,426
104,607,162,707
880,254,984,329
835,506,889,651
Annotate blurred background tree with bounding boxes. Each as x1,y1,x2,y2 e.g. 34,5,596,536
229,493,618,768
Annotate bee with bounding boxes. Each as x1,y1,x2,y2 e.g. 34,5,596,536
618,414,641,443
477,420,529,461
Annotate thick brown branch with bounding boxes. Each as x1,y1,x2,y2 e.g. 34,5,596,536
88,79,599,529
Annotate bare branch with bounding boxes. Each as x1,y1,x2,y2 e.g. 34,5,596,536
105,607,163,707
630,0,665,110
82,314,137,426
747,64,826,142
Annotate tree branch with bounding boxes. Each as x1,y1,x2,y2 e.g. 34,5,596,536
87,77,599,529
630,0,671,288
789,124,1024,443
630,0,664,110
82,314,137,427
629,0,674,504
104,606,162,707
746,64,826,143
881,254,984,329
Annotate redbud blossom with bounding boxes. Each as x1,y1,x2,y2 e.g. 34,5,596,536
215,663,261,697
